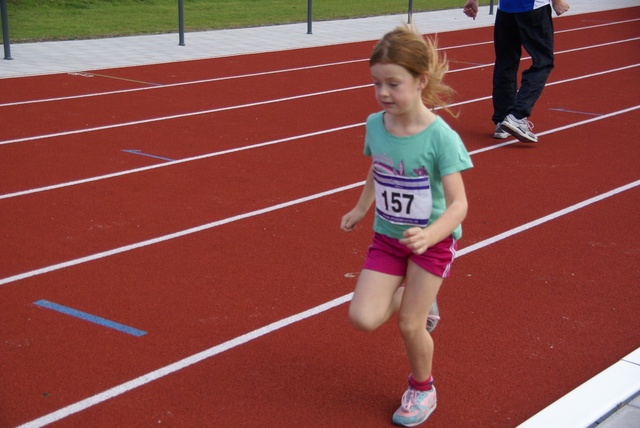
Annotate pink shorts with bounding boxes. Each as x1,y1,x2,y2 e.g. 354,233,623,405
363,232,458,278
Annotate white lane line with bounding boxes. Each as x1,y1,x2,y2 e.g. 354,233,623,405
1,38,637,147
0,84,371,146
0,58,368,108
3,17,637,108
0,182,364,286
1,104,638,285
17,292,356,428
1,66,638,201
0,123,364,200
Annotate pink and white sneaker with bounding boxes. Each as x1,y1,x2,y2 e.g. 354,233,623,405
392,386,437,426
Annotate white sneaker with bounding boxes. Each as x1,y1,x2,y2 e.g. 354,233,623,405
493,123,509,139
500,114,538,143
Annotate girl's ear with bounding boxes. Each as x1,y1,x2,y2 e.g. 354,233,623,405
418,73,429,91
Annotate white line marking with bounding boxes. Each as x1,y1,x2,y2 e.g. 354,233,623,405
457,180,640,257
1,41,637,147
3,17,636,108
554,17,640,34
0,84,371,146
0,59,368,108
16,179,640,428
2,103,638,285
1,66,638,200
468,104,640,155
17,292,355,428
0,123,364,200
1,103,638,286
0,182,364,286
554,36,640,56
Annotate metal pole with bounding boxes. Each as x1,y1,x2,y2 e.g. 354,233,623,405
178,0,185,46
407,0,413,24
307,0,312,34
489,0,494,15
1,0,12,60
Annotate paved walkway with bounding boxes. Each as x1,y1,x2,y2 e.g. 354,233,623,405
1,1,639,426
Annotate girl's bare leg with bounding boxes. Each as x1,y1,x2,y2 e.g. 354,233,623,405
349,269,404,332
397,261,443,381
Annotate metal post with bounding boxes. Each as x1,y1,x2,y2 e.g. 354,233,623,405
408,0,413,24
178,0,185,46
1,0,12,60
307,0,312,34
489,0,494,15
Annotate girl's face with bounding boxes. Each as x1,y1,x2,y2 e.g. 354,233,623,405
370,63,427,115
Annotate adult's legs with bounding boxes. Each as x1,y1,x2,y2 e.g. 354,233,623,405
510,5,555,119
492,9,522,124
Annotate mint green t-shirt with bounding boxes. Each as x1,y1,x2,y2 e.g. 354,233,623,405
364,112,473,240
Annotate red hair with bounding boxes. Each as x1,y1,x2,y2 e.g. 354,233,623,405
370,24,457,117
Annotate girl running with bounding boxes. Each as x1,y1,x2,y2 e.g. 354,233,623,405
340,24,473,426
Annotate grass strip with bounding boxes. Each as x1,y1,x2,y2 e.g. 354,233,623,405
5,0,491,42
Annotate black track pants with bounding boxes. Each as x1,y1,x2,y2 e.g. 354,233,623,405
492,5,555,123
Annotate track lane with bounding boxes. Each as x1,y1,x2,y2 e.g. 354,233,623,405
2,106,638,426
0,41,378,104
1,102,637,282
6,181,637,428
2,26,636,139
0,89,378,194
2,64,637,279
0,34,637,196
0,127,367,278
0,62,372,142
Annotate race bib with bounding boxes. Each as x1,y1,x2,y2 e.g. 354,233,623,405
373,169,432,227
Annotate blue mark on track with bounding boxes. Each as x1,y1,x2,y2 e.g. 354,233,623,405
34,299,147,337
122,149,175,162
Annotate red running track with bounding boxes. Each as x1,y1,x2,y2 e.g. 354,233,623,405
1,8,639,427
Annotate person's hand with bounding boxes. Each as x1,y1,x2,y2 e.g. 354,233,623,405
463,0,478,20
341,208,365,232
399,227,433,255
552,0,570,16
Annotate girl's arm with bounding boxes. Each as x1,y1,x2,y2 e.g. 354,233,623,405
400,171,468,254
341,165,376,232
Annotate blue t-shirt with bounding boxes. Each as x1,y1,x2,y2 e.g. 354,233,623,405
499,0,550,13
364,112,473,240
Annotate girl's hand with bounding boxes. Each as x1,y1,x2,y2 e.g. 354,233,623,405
400,227,433,255
341,208,365,232
342,165,376,233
